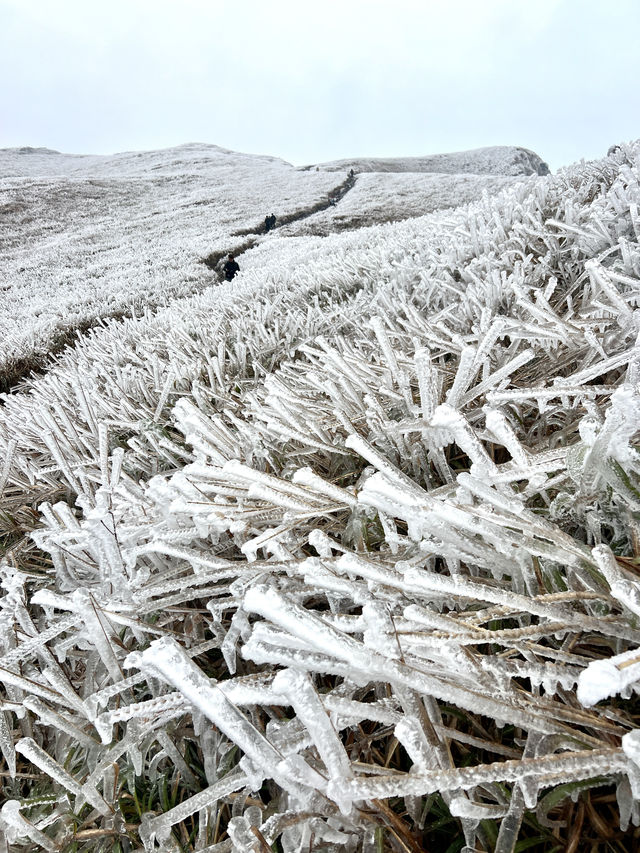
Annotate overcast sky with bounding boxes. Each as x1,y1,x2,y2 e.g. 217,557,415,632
1,0,638,171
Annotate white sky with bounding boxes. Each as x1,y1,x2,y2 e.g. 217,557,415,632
1,0,638,171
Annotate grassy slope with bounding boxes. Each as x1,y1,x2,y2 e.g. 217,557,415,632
304,144,550,175
0,144,339,382
1,143,639,852
0,144,542,388
279,172,521,235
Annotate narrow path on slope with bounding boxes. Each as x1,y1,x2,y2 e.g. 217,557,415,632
1,174,358,396
202,172,358,280
234,172,357,236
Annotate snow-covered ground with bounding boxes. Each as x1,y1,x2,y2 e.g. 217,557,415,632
0,143,544,384
280,171,521,235
1,140,640,852
0,143,340,380
304,144,550,175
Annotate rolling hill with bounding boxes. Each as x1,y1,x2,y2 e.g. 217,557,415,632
1,140,639,853
0,143,541,388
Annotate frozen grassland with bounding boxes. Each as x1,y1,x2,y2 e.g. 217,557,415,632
278,173,519,236
0,144,339,385
0,144,531,388
0,143,639,851
304,145,550,176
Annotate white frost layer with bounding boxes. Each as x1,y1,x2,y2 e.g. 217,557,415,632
577,647,640,707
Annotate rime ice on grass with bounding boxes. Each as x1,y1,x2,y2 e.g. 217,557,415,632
1,142,640,850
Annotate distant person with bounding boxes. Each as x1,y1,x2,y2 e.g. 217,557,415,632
264,213,276,232
223,254,240,281
348,169,355,179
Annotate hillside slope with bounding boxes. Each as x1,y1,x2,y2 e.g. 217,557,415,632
0,142,639,851
1,143,543,388
0,144,339,385
304,144,550,176
279,171,520,235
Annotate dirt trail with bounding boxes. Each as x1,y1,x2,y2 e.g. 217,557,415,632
233,172,357,236
203,172,358,281
202,237,259,275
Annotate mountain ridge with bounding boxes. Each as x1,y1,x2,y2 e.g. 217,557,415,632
302,144,550,176
2,141,550,178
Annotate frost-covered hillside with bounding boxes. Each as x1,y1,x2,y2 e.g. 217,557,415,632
0,145,344,386
306,145,550,176
1,141,640,853
279,172,519,236
0,143,541,388
0,144,344,387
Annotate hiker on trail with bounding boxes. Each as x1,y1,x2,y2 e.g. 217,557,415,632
264,213,276,232
223,254,240,281
348,168,355,179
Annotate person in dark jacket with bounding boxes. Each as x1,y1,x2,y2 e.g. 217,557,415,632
223,254,240,281
264,213,276,232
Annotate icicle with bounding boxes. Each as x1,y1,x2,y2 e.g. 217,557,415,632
0,801,58,853
125,638,312,801
0,440,16,498
139,768,248,850
272,668,355,813
327,746,626,801
414,347,439,420
0,711,15,779
592,542,640,618
446,346,477,408
15,738,110,815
